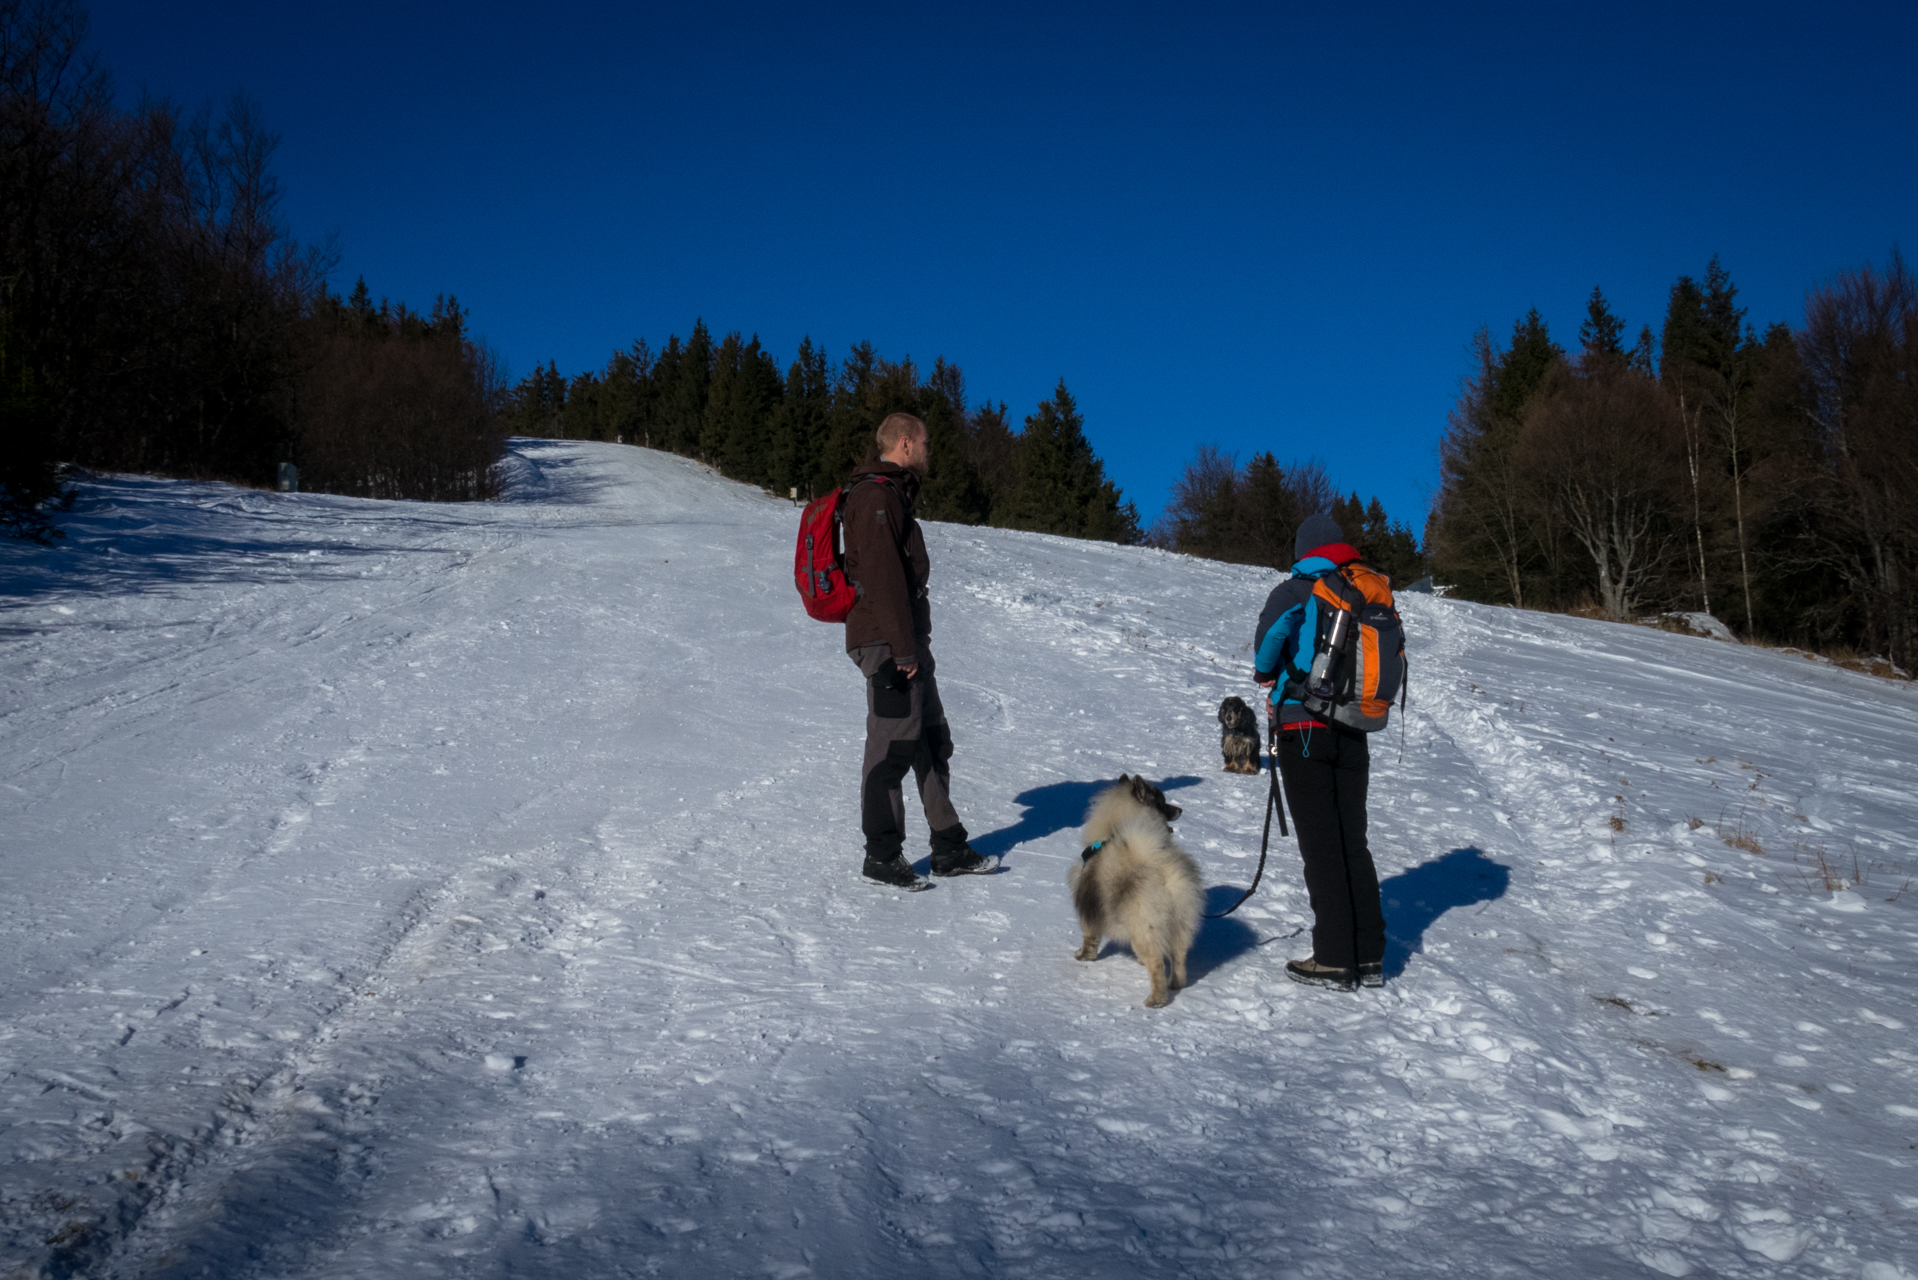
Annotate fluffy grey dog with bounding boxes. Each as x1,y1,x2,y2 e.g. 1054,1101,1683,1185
1069,775,1205,1008
1218,696,1260,774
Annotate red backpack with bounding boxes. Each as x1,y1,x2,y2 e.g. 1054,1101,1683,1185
794,477,885,623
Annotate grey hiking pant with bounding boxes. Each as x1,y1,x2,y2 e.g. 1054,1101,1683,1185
849,642,965,861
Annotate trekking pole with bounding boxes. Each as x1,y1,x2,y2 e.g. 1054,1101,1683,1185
1207,725,1286,919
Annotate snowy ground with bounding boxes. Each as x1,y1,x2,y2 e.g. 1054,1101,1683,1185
3,439,1916,1280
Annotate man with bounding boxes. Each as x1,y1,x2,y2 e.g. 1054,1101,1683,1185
843,412,996,889
1253,513,1387,990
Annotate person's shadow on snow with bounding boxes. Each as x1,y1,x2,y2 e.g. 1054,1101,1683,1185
1183,885,1264,982
969,775,1203,866
1379,847,1510,978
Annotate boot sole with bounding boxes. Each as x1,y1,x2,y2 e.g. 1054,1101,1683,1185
1286,966,1357,991
931,855,1002,877
862,871,932,891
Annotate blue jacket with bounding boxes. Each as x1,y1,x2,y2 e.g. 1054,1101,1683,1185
1253,554,1345,726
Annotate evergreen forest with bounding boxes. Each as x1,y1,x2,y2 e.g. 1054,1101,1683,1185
497,330,1141,544
1149,445,1429,588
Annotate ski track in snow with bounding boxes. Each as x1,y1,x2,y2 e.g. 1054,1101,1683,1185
3,439,1916,1279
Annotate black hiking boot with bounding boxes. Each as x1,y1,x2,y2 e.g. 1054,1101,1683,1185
1357,961,1384,989
1286,957,1357,991
862,852,931,891
930,844,1000,876
927,824,993,877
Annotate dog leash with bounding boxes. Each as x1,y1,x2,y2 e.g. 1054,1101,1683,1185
1206,727,1287,919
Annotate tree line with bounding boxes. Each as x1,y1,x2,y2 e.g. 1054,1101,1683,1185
1428,252,1918,671
1148,445,1429,588
500,326,1142,543
0,0,503,541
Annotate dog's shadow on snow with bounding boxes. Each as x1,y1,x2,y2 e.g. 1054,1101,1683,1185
969,775,1203,865
1379,847,1510,978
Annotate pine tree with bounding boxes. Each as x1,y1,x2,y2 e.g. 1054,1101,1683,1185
599,339,655,444
965,400,1017,516
821,343,917,488
711,335,782,484
815,341,883,491
770,337,830,499
561,370,603,439
1355,494,1426,584
998,381,1140,543
1578,287,1627,366
701,331,747,465
1332,492,1368,548
1238,451,1299,568
646,336,682,451
1492,309,1563,420
654,321,712,456
916,357,991,524
501,360,567,437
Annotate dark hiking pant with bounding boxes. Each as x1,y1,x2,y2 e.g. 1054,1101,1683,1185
850,642,965,861
1277,723,1385,970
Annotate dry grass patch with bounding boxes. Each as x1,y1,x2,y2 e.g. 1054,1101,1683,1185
1716,808,1764,855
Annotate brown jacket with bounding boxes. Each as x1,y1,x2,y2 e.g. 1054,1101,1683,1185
842,459,931,663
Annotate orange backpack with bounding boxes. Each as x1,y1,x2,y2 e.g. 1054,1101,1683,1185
1296,562,1407,732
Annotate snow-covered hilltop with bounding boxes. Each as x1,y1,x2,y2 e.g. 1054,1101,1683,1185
3,440,1915,1279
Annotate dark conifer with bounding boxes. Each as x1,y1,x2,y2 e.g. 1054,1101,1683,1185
598,339,655,444
771,337,831,499
1239,451,1299,568
562,370,603,439
1491,309,1564,421
818,341,884,488
701,331,747,465
964,400,1017,516
656,320,712,456
916,357,991,524
999,381,1140,543
1578,287,1627,366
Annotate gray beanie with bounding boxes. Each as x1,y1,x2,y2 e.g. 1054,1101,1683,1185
1294,513,1345,562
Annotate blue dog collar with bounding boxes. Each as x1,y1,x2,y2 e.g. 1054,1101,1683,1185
1081,840,1106,863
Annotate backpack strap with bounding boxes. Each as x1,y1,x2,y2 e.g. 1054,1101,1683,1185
861,472,918,554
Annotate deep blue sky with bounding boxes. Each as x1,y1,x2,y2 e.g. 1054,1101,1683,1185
86,0,1914,532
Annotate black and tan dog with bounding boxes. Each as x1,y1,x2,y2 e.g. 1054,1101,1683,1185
1068,775,1204,1007
1217,696,1260,774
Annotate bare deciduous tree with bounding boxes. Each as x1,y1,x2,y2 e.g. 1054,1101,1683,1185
1518,366,1682,622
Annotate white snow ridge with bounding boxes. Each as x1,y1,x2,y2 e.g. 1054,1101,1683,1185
4,439,1917,1279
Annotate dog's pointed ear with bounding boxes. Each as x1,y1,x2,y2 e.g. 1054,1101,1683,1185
1129,775,1151,803
1117,772,1130,785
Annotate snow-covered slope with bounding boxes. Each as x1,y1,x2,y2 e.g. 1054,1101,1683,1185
3,439,1915,1280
